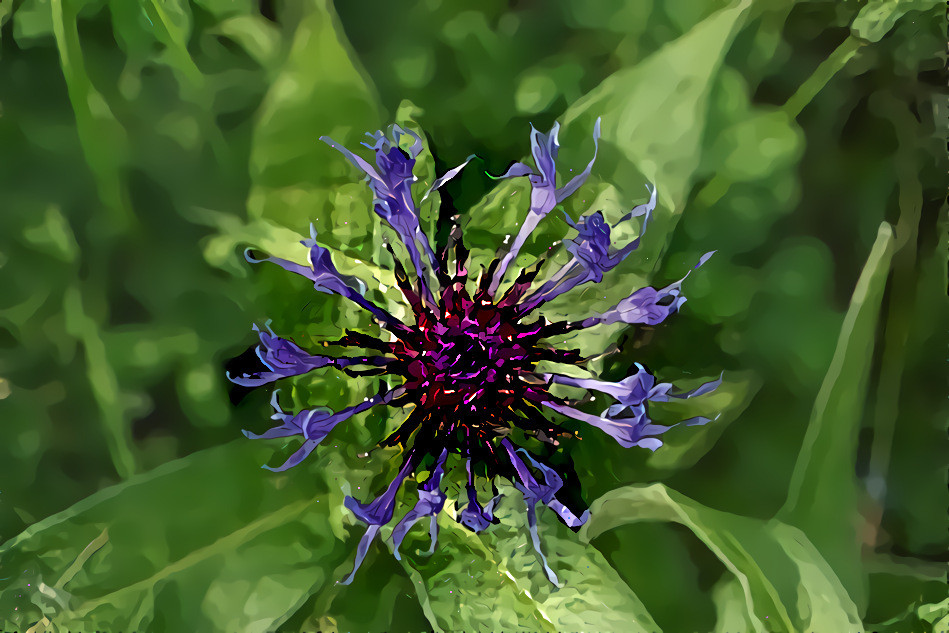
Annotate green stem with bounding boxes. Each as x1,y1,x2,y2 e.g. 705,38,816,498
782,36,865,119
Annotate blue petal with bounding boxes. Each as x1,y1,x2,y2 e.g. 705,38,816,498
339,524,381,585
524,503,562,587
345,458,415,526
555,117,600,202
390,449,448,559
529,122,560,186
227,324,333,387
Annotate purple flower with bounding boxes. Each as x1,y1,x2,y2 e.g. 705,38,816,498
321,126,473,307
577,250,716,327
502,439,590,586
227,323,390,387
519,185,657,312
245,387,397,472
230,118,719,585
489,118,601,295
542,364,721,451
391,449,449,560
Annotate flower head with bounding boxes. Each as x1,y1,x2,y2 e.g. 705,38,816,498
230,119,719,585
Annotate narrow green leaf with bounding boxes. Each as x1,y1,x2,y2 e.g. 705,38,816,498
582,483,863,632
462,0,753,318
850,0,941,43
0,440,391,632
866,93,925,508
50,0,131,230
779,222,896,607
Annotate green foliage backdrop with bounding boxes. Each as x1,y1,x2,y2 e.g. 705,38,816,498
0,0,945,631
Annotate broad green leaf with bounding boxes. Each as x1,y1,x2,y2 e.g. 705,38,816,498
779,222,896,607
393,486,659,633
711,577,756,633
0,438,397,632
582,483,863,632
247,0,383,248
560,0,753,271
461,0,755,336
192,208,409,322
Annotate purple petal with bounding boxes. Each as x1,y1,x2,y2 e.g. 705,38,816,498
662,373,723,402
492,161,535,179
590,282,687,327
320,136,385,187
390,507,424,561
607,184,657,263
563,211,611,279
509,447,564,505
457,457,501,532
542,400,673,450
488,193,555,295
518,183,655,313
529,122,560,186
502,438,563,586
323,133,438,304
545,364,656,408
242,391,308,440
251,388,394,471
227,324,333,387
525,503,561,587
458,486,501,533
345,457,415,526
245,229,401,326
391,449,448,559
422,155,476,202
548,500,590,528
682,415,712,426
555,117,600,202
339,524,381,586
261,438,322,472
582,251,714,327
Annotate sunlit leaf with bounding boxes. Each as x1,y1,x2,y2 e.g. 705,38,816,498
583,483,863,632
779,222,896,607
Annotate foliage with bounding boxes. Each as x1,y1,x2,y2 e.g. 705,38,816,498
0,0,944,631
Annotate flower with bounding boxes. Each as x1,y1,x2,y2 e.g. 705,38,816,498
230,119,719,585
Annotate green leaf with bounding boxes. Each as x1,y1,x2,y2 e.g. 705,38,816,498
463,0,754,312
778,222,896,607
210,14,284,73
0,440,394,632
710,577,757,633
560,0,753,270
645,370,760,472
246,0,383,247
392,486,659,633
582,483,864,632
850,0,941,43
49,0,132,230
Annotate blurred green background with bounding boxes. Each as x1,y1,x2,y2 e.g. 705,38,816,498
0,0,945,631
